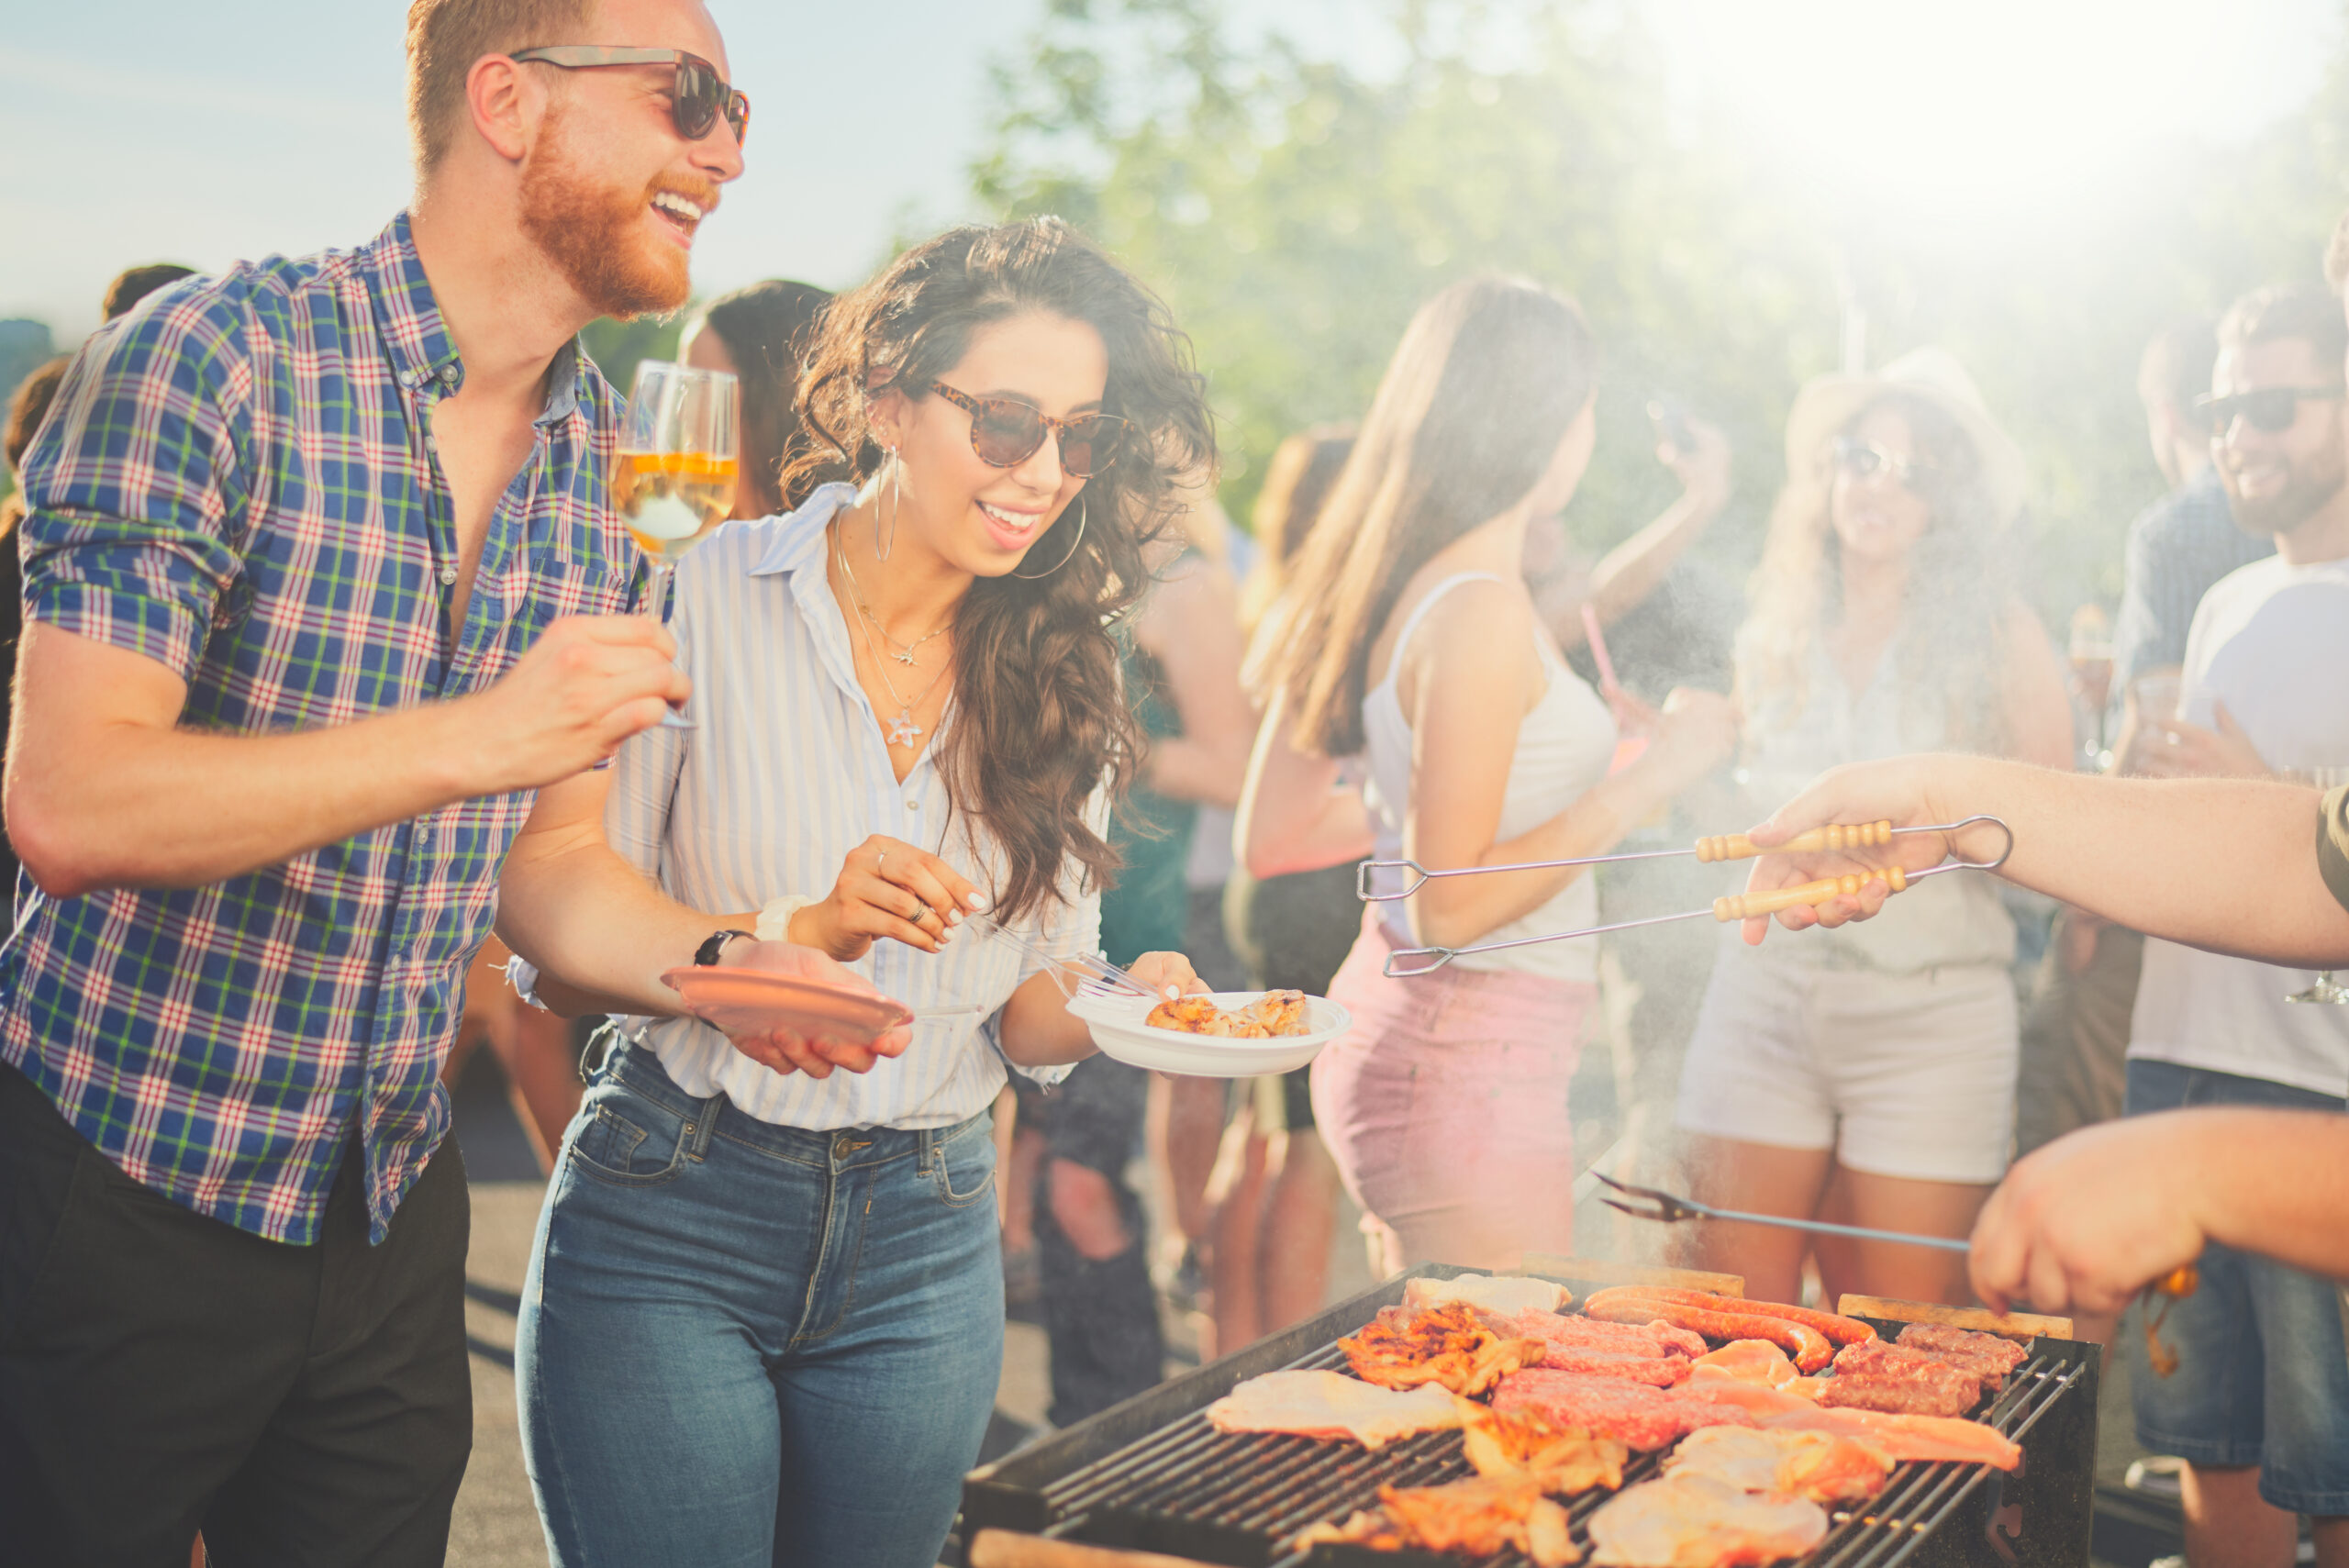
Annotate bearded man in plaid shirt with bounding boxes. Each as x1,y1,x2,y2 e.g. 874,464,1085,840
0,3,900,1561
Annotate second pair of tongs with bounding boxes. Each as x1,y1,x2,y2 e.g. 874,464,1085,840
1594,1172,1968,1253
1373,816,2014,977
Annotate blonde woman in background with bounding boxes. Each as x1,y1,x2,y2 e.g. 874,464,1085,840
1675,350,2073,1307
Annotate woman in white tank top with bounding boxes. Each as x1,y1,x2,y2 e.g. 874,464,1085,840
1237,278,1738,1273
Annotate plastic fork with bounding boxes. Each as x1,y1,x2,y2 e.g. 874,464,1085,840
965,916,1165,1002
1594,1171,1969,1253
1375,815,2014,976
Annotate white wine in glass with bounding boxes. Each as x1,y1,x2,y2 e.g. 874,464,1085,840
615,360,739,728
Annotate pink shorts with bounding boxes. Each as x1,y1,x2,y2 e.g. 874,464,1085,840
1311,913,1595,1274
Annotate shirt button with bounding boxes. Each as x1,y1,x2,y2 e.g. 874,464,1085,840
439,564,459,586
906,799,919,812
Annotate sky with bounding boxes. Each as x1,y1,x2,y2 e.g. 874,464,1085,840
1,1,2338,341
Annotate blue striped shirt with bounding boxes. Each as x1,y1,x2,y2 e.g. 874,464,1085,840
605,484,1095,1129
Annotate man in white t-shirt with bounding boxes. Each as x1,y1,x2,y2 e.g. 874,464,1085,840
2125,280,2349,1568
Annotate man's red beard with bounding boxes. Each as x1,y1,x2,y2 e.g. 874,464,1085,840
519,112,698,320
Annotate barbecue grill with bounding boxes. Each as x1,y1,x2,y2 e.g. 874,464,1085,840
959,1264,2099,1568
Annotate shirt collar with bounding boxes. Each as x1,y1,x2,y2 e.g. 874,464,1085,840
749,483,860,578
362,209,588,428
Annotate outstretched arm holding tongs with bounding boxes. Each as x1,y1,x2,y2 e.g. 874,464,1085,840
1738,751,2349,1314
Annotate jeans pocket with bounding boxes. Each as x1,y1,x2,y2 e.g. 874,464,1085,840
930,1124,996,1209
567,1095,689,1187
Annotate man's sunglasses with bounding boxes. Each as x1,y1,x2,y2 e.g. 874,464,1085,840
929,383,1128,479
1832,436,1936,490
2195,385,2346,436
510,47,750,146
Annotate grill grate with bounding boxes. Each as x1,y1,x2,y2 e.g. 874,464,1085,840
962,1269,2100,1568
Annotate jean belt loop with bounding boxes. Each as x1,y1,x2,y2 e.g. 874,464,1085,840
685,1094,722,1161
918,1125,936,1177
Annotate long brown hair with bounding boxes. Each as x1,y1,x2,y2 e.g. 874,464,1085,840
789,219,1215,923
1268,277,1597,757
1739,390,2009,749
1241,424,1354,638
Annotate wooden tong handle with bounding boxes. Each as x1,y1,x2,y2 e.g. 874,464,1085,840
967,1530,1219,1568
1713,866,1908,921
1694,820,1894,862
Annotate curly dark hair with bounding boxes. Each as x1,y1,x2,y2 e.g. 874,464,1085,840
786,218,1216,924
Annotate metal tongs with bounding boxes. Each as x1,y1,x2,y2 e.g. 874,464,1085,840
1364,816,2015,978
1594,1171,1969,1253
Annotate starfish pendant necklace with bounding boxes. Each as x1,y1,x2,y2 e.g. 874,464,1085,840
836,526,952,750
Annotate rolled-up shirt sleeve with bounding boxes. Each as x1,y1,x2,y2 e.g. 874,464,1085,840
985,783,1114,1089
18,295,254,677
2319,785,2349,915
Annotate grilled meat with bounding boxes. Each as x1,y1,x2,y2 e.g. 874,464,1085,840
1586,1473,1830,1567
1462,1406,1631,1495
1342,1304,1545,1397
1687,1340,1799,1390
1500,1310,1709,1363
1203,1369,1467,1449
1895,1323,2029,1393
1818,1341,1983,1418
1491,1370,1759,1451
1662,1426,1894,1504
1295,1474,1580,1567
1144,989,1312,1037
1405,1273,1575,1317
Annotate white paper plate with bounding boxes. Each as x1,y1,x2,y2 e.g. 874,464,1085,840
1063,990,1351,1077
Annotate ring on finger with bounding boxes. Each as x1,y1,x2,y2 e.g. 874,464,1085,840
877,848,889,874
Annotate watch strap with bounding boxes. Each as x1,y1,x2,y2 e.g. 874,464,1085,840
694,929,754,967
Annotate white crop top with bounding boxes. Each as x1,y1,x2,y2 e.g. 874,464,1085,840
1360,573,1618,983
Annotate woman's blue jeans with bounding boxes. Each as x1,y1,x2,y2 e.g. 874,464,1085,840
518,1043,1004,1567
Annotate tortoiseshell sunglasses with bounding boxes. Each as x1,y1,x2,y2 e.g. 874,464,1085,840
928,382,1128,478
510,47,750,146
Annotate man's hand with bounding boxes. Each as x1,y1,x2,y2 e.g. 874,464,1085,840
2132,702,2271,782
666,940,914,1080
1733,755,1978,944
792,835,988,962
457,616,690,795
1969,1113,2209,1316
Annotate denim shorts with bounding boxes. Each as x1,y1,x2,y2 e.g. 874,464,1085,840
2124,1059,2349,1514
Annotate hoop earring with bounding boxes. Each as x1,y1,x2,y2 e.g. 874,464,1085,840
877,449,899,562
1012,496,1087,580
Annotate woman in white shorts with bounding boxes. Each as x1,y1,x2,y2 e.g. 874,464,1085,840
1675,350,2072,1306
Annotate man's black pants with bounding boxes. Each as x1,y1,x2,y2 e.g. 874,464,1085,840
0,1059,472,1568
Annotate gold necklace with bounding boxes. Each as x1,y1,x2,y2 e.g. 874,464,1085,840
832,528,953,749
836,528,951,666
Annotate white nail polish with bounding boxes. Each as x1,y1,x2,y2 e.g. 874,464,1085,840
966,891,989,910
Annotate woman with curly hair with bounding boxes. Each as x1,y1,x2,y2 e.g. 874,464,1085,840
1675,350,2072,1307
516,218,1215,1568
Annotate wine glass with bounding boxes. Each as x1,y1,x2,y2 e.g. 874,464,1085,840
614,361,740,728
2282,764,2349,1003
2067,608,2114,772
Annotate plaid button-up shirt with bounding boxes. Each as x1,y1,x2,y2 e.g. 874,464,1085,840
4,212,633,1244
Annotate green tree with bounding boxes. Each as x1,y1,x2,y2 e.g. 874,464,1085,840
975,0,2349,623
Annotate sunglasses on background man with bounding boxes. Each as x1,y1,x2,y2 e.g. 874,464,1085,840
511,47,751,146
2195,385,2346,437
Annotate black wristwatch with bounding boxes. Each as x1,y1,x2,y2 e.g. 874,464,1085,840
693,929,754,967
